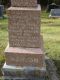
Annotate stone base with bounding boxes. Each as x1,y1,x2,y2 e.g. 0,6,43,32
2,63,47,80
3,77,46,80
5,46,45,67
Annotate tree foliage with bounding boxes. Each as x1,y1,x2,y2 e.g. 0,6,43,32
0,0,60,7
0,0,11,7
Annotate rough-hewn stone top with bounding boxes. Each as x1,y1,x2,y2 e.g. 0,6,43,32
11,0,37,7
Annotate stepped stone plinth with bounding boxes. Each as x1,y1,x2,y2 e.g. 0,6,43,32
2,63,46,78
5,46,45,67
2,0,47,79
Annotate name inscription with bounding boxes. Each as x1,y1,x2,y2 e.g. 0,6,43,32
11,57,39,63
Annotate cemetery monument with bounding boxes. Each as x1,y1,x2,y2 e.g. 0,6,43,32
2,0,47,79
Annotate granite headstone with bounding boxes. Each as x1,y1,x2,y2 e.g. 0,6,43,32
2,0,47,79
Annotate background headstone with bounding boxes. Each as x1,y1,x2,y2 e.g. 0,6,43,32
50,9,60,17
0,5,4,18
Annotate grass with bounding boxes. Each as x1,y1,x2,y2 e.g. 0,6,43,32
0,11,60,77
41,11,60,76
0,18,8,75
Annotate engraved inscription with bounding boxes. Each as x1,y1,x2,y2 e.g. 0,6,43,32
11,57,39,63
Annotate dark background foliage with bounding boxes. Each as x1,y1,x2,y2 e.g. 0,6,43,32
0,0,60,8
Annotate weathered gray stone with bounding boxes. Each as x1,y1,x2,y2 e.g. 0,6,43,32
2,57,60,80
49,9,60,18
0,5,4,18
2,63,46,79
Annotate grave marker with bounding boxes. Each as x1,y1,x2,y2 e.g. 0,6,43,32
49,9,60,18
0,5,4,18
2,0,47,79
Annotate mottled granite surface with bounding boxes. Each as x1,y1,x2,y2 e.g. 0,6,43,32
7,5,42,48
2,0,46,79
5,46,45,67
11,0,37,7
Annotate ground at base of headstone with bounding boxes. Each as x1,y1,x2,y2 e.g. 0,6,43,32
46,56,59,80
2,56,59,80
2,77,47,80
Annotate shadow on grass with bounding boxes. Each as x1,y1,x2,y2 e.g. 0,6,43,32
0,60,5,76
54,60,60,77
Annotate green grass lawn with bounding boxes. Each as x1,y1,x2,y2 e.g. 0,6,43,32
0,11,60,76
0,18,8,75
41,11,60,76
